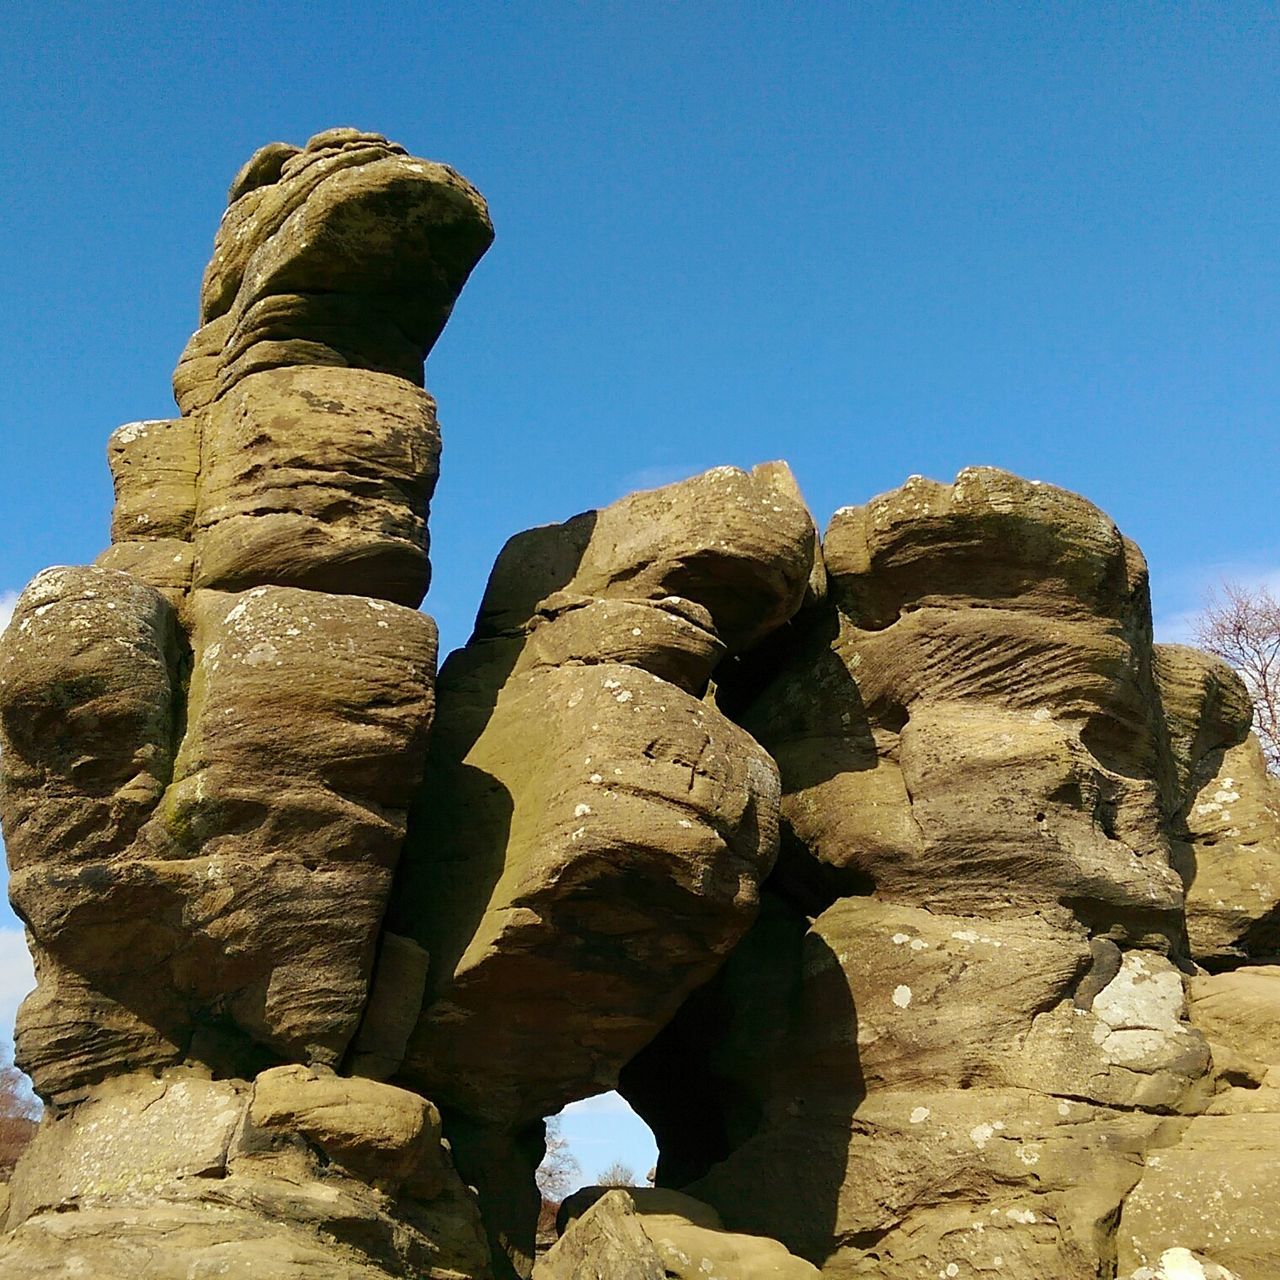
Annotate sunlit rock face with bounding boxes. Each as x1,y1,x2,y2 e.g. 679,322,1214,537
4,131,1280,1280
620,468,1280,1280
0,129,496,1280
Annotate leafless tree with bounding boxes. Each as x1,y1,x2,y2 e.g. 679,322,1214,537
536,1114,581,1203
596,1160,638,1187
1195,581,1280,774
0,1056,38,1180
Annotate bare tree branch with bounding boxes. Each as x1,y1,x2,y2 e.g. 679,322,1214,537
1195,581,1280,773
0,1057,38,1179
536,1114,581,1203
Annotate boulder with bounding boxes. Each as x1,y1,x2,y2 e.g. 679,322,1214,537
1182,735,1280,965
538,1188,820,1280
395,463,814,1127
190,127,493,404
1117,1114,1280,1280
0,128,493,1280
0,1068,492,1279
621,470,1226,1278
533,1190,665,1280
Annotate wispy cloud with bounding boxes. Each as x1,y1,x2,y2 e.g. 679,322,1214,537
0,590,19,638
0,926,34,1055
613,463,705,500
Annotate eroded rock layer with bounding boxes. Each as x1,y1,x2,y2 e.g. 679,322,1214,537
4,133,1280,1280
621,468,1280,1280
0,129,494,1279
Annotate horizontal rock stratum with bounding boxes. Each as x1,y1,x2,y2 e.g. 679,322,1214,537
1,130,1277,1280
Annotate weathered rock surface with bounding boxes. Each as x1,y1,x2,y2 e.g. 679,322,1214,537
537,1188,820,1280
397,462,814,1121
386,462,816,1272
1153,643,1280,967
193,366,443,604
620,469,1276,1279
6,132,1280,1280
0,1068,492,1279
0,130,491,1279
181,126,493,410
4,578,438,1094
534,1190,666,1280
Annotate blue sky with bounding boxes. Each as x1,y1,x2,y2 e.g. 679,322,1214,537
1,2,1276,1185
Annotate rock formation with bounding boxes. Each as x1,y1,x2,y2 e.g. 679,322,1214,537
2,131,1279,1280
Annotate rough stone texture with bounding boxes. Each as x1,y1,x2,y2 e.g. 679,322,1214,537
0,1068,492,1279
1182,735,1280,965
639,1214,822,1280
538,1189,820,1280
385,461,816,1273
533,1190,665,1280
397,462,815,1123
1117,1114,1279,1279
0,130,492,1279
6,133,1280,1280
620,469,1272,1279
183,127,493,410
5,581,438,1095
1153,644,1280,967
559,1186,725,1233
106,418,198,543
193,366,443,605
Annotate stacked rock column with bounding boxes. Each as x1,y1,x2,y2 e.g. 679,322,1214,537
0,130,495,1279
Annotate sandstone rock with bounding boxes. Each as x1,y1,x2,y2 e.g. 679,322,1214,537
349,931,431,1081
4,1073,247,1226
626,892,1182,1274
194,128,493,401
0,1068,492,1279
533,1190,665,1280
192,366,442,606
1182,734,1280,965
0,566,178,875
1117,1114,1280,1280
95,538,194,605
4,582,438,1096
638,1215,823,1279
384,463,814,1273
737,470,1182,940
132,586,437,1068
400,661,781,1124
1186,966,1280,1111
1128,1250,1242,1280
1151,644,1280,966
546,1188,823,1279
106,418,198,543
559,1185,724,1233
395,463,814,1124
620,470,1229,1278
1151,644,1253,810
11,122,1280,1280
0,127,496,1280
249,1065,450,1196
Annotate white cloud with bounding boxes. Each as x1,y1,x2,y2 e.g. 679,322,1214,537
613,463,703,500
0,927,34,1054
0,589,18,638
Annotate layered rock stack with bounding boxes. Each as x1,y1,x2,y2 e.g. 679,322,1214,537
0,128,496,1278
1,132,1278,1280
